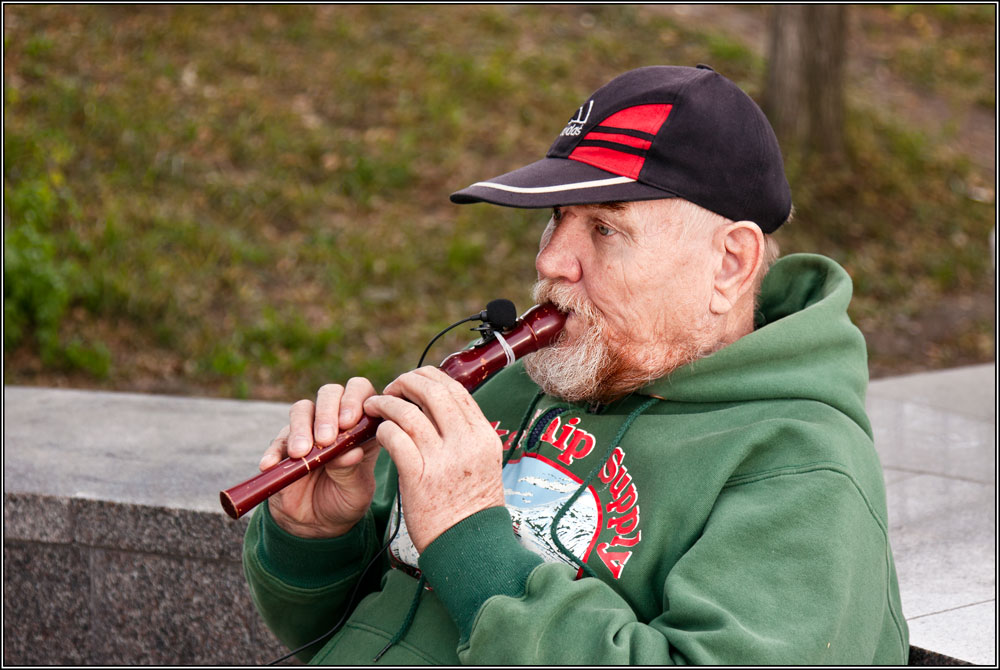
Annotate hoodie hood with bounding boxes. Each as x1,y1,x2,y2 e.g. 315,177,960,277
640,253,871,436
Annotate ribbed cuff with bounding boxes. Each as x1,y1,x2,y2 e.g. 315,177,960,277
418,506,544,642
255,503,375,589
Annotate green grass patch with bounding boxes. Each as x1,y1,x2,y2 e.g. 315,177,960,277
3,5,995,399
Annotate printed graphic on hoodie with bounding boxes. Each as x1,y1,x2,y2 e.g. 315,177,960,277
502,453,601,566
387,453,602,575
388,411,643,580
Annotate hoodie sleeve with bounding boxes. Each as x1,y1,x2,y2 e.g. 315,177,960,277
241,451,398,662
419,467,908,665
242,503,382,661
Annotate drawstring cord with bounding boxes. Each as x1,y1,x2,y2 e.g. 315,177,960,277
503,390,547,466
550,396,660,578
375,390,547,661
372,393,658,661
372,573,427,662
523,405,568,456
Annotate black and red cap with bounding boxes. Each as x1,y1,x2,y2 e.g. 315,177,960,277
450,65,792,233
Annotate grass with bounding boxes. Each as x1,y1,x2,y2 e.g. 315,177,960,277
3,4,995,400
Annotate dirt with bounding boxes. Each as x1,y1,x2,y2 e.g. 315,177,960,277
646,5,996,380
5,6,994,398
646,4,996,180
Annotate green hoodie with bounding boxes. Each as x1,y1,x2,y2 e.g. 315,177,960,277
243,253,909,665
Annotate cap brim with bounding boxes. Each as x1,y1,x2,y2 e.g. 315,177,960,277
449,158,677,208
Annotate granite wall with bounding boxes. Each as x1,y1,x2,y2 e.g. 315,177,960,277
3,494,290,664
3,387,293,665
5,366,995,664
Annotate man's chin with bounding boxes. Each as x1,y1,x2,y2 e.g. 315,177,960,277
524,334,705,405
522,335,615,404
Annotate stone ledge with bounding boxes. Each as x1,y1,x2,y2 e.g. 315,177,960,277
3,374,995,664
866,364,995,666
2,385,290,514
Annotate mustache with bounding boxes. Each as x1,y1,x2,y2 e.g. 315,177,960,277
532,279,603,324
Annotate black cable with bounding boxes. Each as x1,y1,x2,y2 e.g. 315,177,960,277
267,489,404,665
416,315,479,368
267,312,486,664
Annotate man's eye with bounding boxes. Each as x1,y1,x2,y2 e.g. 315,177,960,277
552,207,563,222
596,224,615,237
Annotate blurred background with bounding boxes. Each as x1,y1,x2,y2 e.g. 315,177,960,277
3,4,995,401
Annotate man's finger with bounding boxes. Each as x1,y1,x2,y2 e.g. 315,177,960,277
373,418,423,479
341,377,377,427
288,398,316,458
321,444,365,474
260,425,291,471
410,366,485,427
364,394,441,448
382,368,462,435
314,384,345,445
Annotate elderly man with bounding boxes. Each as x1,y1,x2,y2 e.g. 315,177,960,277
243,65,909,664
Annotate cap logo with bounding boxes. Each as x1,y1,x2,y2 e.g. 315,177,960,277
568,104,672,180
559,100,594,137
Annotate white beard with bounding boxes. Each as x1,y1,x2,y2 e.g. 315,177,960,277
522,310,613,404
523,278,718,404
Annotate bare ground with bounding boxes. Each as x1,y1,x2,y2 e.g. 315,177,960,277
646,5,996,379
4,6,995,397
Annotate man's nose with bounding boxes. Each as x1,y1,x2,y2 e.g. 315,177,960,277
536,222,582,283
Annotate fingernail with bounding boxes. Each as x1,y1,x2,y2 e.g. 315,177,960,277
339,409,352,424
291,436,310,455
259,455,272,470
316,424,334,442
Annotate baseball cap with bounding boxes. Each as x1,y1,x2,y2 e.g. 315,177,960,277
450,65,792,233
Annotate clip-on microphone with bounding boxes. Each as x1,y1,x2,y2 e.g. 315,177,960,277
471,298,518,339
470,298,519,367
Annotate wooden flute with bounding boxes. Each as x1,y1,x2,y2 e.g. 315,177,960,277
219,303,567,519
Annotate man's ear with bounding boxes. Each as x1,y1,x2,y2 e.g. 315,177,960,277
709,221,764,315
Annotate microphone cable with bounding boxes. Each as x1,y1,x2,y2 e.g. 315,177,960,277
416,298,517,368
266,300,515,664
268,495,405,665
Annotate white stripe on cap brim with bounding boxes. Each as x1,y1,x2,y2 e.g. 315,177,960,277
467,175,635,194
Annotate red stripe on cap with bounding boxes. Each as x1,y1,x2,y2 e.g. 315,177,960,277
567,104,672,178
602,104,673,134
568,146,646,180
583,132,652,150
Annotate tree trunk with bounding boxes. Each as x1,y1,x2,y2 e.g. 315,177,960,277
804,5,847,158
763,5,848,160
763,5,807,146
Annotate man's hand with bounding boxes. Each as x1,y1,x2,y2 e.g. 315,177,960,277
363,366,506,553
261,377,381,539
